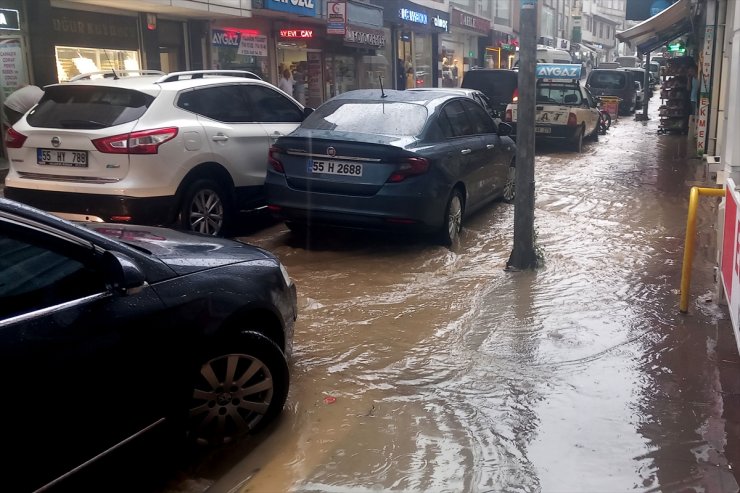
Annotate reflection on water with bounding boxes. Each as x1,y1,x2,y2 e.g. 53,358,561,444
194,109,736,493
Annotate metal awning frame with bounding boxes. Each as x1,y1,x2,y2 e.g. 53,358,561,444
615,0,695,54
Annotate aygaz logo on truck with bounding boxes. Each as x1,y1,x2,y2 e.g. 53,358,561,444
535,64,582,80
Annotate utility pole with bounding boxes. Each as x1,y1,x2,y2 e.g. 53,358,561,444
507,0,540,270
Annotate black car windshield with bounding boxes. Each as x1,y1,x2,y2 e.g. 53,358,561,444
301,100,427,136
27,85,155,129
589,72,627,90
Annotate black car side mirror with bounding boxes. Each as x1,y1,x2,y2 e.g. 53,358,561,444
303,107,314,120
102,250,146,296
497,122,513,137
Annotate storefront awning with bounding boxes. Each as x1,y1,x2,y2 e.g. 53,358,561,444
616,0,693,54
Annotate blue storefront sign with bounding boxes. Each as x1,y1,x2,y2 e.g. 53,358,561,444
264,0,317,17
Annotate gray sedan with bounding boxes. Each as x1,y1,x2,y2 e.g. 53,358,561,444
265,89,516,246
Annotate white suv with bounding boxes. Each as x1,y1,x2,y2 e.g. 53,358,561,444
4,70,308,235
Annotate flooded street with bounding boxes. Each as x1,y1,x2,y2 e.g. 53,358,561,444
165,106,739,493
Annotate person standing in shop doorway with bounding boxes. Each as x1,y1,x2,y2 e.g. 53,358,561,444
293,62,307,105
451,59,460,87
3,84,43,127
278,69,294,97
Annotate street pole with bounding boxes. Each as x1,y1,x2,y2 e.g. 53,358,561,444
507,0,540,270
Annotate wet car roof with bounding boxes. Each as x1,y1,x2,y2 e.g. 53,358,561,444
331,89,457,104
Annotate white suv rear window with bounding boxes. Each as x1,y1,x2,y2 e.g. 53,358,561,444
27,85,155,129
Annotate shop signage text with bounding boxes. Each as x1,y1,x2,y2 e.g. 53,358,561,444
0,9,20,31
50,9,139,50
432,15,448,31
451,8,489,34
280,29,314,39
399,8,427,25
344,26,385,47
238,35,268,57
266,0,317,17
212,30,241,47
697,25,713,155
327,1,346,35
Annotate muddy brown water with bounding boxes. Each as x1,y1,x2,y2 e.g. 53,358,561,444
161,109,737,493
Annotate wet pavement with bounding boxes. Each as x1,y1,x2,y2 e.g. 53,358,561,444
2,100,739,492
153,103,740,492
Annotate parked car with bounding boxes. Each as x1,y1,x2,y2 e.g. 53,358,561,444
615,55,641,68
407,87,499,120
4,70,312,237
461,68,519,118
0,196,297,492
265,89,517,246
622,66,656,90
585,68,638,115
505,64,601,152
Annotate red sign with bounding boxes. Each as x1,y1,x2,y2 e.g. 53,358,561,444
722,186,738,299
280,29,314,39
450,8,490,35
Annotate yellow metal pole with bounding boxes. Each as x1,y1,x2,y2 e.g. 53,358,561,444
680,186,725,313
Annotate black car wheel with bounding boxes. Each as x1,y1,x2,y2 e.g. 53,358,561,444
572,126,584,153
187,331,289,447
180,179,231,236
438,189,463,246
503,160,516,203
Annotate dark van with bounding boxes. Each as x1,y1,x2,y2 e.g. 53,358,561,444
461,69,519,118
585,69,637,115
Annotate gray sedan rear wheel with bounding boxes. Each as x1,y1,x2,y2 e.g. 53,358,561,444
438,189,463,246
503,161,516,203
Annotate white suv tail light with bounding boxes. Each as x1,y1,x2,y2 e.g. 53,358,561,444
92,127,178,154
5,127,27,148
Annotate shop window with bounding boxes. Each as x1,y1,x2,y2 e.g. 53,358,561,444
55,46,140,82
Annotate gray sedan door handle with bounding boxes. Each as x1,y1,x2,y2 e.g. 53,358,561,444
486,144,495,149
461,148,472,155
212,134,229,142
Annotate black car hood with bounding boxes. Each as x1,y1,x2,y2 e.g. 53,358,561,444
83,223,273,275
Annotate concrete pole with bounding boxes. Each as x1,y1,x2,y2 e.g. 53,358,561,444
640,51,651,119
507,0,539,270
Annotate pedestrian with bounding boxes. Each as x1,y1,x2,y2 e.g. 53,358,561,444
442,57,453,87
278,69,294,97
451,59,460,87
3,84,43,126
293,62,306,105
687,65,699,116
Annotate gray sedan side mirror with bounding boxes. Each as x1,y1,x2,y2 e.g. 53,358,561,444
497,122,513,137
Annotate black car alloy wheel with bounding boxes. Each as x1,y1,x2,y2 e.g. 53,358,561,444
187,332,289,447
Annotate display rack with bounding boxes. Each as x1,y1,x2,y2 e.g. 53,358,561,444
657,57,692,135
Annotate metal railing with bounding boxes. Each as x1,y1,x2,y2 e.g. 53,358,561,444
680,186,725,313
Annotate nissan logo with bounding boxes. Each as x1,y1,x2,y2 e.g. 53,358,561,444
51,136,61,148
327,146,336,157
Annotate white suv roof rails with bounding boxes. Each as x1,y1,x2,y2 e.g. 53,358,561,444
156,70,262,83
68,70,165,81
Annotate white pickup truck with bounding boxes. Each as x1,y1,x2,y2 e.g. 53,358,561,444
504,63,601,152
